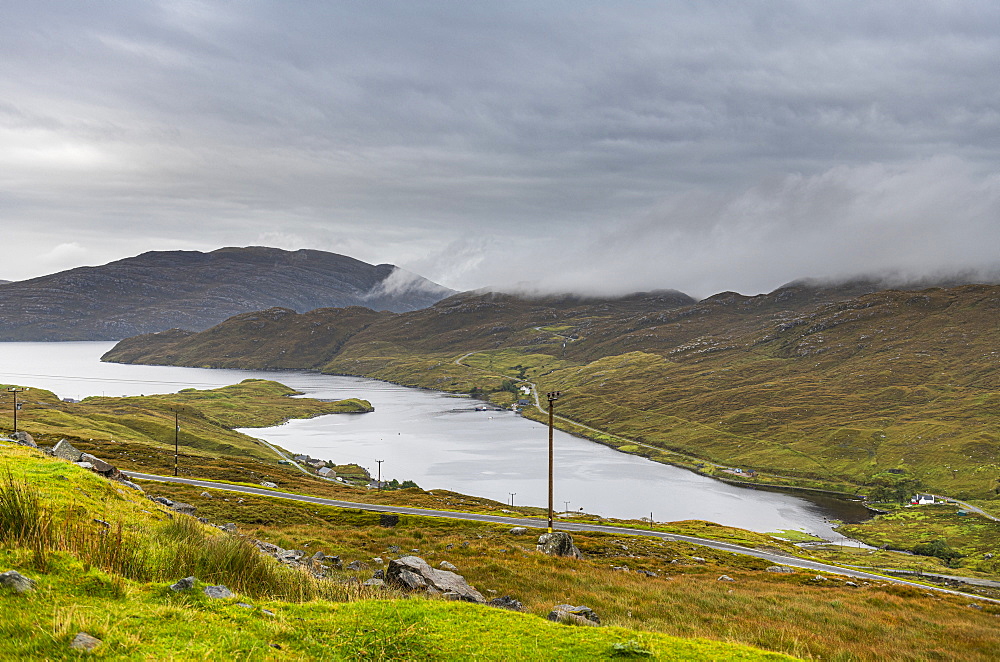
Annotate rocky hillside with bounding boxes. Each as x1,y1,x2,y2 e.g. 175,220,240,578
0,246,453,340
104,280,1000,500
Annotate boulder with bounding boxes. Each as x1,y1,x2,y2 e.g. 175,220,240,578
547,604,600,626
260,481,277,488
70,632,102,651
363,578,386,588
0,570,36,593
52,439,83,462
387,556,485,603
119,480,143,492
766,565,795,574
170,576,196,592
171,503,197,516
536,532,583,559
11,431,36,448
438,560,458,572
80,453,115,474
717,575,736,582
509,527,528,535
488,595,524,611
203,585,234,599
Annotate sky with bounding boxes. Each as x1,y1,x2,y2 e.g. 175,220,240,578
2,1,999,298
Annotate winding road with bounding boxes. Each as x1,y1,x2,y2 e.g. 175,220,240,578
125,470,998,604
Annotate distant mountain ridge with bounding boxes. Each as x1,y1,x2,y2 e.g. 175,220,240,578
0,246,453,341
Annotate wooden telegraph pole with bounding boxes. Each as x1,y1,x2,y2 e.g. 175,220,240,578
546,391,561,532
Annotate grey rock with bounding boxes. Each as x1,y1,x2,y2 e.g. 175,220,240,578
200,491,212,498
171,502,197,516
372,569,385,579
75,461,95,470
380,513,400,528
509,527,528,535
766,565,794,574
387,556,485,603
0,570,36,593
611,565,630,572
311,551,326,562
203,585,234,599
691,556,706,562
219,523,238,533
52,439,83,462
170,576,196,591
636,569,658,577
845,581,859,587
363,578,386,587
260,481,277,488
387,545,400,553
547,604,600,626
438,560,458,572
488,595,524,611
80,453,115,474
119,480,143,492
372,556,384,564
152,496,175,507
70,632,102,651
236,602,253,609
346,560,368,571
393,569,428,591
11,431,36,448
536,532,583,559
717,575,735,582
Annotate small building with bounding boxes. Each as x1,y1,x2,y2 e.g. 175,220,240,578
912,494,935,505
317,467,336,478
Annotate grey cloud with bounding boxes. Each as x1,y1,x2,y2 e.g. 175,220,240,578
2,2,999,295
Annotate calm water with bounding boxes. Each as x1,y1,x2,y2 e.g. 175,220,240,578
0,342,869,539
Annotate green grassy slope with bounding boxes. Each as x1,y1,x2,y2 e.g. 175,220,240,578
0,444,802,661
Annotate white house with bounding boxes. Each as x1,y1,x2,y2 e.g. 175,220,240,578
912,494,935,505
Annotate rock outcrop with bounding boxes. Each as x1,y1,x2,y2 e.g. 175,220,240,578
387,556,485,603
547,604,601,626
536,532,583,559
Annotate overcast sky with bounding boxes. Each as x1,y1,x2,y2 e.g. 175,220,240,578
2,1,999,297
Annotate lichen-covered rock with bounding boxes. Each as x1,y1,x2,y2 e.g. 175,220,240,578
170,576,196,591
52,439,83,462
70,632,102,651
488,595,524,611
11,432,36,448
547,604,600,626
203,585,234,599
0,570,36,593
536,532,583,559
387,556,485,603
766,565,794,573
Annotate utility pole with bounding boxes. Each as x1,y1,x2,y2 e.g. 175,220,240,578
546,391,561,532
174,409,179,477
8,387,27,434
375,459,384,491
509,492,516,507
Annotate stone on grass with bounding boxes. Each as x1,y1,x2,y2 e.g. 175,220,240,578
0,570,36,593
717,575,735,582
488,595,524,611
203,585,234,599
766,565,794,574
346,560,368,571
536,532,583,559
170,577,196,592
260,481,278,488
438,560,458,571
219,523,238,533
547,604,601,626
70,632,102,651
11,431,36,448
509,527,528,535
52,439,83,462
363,578,386,588
387,556,485,603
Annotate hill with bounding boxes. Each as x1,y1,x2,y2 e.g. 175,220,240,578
104,281,1000,502
0,246,453,340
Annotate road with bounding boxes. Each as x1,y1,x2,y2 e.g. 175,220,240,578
125,471,998,604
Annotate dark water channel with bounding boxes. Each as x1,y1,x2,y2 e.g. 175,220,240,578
0,342,870,540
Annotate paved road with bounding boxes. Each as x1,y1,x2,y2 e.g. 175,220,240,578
125,471,998,604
